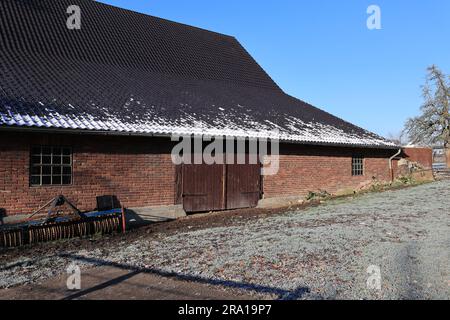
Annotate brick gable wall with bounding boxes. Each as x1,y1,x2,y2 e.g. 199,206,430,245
402,147,433,169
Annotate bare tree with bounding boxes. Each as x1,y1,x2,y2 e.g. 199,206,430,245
386,131,408,146
403,65,450,148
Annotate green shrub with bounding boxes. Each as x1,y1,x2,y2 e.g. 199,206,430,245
397,175,415,185
306,190,331,201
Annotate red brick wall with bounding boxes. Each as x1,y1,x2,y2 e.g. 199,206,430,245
0,132,176,216
402,147,433,169
263,145,396,199
0,131,399,216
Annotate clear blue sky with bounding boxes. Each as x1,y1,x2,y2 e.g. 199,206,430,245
99,0,450,138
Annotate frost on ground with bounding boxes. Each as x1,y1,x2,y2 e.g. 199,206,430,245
1,181,449,300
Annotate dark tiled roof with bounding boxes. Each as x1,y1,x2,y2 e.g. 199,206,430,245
0,0,396,148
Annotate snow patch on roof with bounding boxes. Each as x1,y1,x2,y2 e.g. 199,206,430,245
0,103,397,148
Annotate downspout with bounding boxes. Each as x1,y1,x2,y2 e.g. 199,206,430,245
389,148,402,182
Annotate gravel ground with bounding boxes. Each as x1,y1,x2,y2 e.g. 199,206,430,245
1,181,449,300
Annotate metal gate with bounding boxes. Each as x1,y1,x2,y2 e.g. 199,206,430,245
179,159,261,213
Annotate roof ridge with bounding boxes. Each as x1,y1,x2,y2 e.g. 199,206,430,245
95,0,236,40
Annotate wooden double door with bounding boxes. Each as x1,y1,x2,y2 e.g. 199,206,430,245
178,158,261,213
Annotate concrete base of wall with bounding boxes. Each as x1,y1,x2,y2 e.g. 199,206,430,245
257,196,305,209
126,205,187,227
1,214,29,225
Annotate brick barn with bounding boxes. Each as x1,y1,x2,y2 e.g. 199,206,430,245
0,0,400,223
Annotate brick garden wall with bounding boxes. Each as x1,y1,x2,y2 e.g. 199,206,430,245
263,144,397,199
403,147,433,169
0,132,176,216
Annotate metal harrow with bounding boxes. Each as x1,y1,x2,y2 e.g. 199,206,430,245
1,212,124,248
0,229,23,248
0,195,126,248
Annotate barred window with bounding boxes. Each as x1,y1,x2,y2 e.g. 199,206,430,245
352,156,364,176
30,146,72,186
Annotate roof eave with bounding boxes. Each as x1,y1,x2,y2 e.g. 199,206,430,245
0,125,401,150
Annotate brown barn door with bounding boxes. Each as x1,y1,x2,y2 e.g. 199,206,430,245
182,163,225,212
226,158,261,210
180,155,261,213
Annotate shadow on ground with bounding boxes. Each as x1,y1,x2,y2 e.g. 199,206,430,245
59,253,311,300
